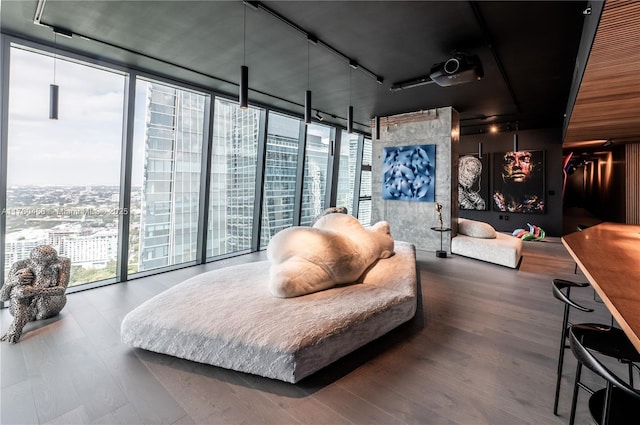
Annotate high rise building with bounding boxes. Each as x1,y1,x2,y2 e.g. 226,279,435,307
300,132,328,226
138,83,204,271
50,226,118,268
259,113,300,248
139,86,335,266
208,99,260,257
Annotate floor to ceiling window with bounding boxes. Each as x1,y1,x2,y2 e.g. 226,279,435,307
129,78,207,273
3,46,126,287
1,39,373,292
259,112,302,248
207,98,261,257
300,123,332,226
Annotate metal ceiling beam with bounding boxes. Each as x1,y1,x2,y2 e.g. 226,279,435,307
245,1,384,84
468,1,521,114
29,0,371,130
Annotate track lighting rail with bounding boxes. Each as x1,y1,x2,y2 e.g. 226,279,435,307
244,1,384,84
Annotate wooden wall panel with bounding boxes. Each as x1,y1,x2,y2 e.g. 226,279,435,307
564,0,640,144
627,143,640,224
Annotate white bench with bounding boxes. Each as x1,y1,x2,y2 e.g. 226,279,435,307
451,219,523,268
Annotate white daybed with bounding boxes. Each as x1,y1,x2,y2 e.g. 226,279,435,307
121,241,417,383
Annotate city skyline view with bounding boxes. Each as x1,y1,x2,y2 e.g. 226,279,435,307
2,43,371,288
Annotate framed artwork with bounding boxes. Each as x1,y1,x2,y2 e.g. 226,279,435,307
458,154,489,210
382,144,435,202
492,149,545,213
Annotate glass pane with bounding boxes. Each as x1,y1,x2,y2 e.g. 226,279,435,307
259,112,301,248
300,124,331,226
335,131,359,215
207,98,260,257
130,79,206,273
4,46,125,287
358,200,372,226
360,170,372,198
362,137,372,166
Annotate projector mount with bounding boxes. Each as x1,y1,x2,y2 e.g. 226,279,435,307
390,51,484,91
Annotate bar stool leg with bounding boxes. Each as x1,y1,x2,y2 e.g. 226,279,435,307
554,302,571,415
568,361,583,425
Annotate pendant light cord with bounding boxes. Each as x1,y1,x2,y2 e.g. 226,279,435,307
243,5,246,66
349,66,352,106
53,32,57,84
307,42,310,91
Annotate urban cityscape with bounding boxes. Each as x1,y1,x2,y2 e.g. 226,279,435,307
3,185,138,285
4,81,370,287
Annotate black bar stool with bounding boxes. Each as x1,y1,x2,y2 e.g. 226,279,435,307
568,324,640,425
552,278,594,415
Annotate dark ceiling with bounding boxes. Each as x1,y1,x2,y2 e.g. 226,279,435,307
1,0,588,137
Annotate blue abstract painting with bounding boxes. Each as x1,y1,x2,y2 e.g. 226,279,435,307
382,144,436,202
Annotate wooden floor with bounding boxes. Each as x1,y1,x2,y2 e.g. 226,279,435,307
1,238,628,424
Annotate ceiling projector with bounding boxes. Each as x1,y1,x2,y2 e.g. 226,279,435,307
429,52,484,87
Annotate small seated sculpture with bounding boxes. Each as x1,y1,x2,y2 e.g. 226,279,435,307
267,213,395,298
0,245,70,343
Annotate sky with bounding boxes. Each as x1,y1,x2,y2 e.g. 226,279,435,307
5,44,337,187
6,46,145,186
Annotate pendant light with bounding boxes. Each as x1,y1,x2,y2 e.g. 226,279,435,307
239,4,248,109
304,41,311,125
478,142,483,158
49,32,59,120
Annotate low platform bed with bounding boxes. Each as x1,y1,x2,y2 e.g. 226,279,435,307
121,241,417,383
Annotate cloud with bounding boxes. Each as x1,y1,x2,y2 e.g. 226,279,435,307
8,47,128,186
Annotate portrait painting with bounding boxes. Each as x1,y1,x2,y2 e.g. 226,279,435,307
492,150,545,213
382,144,435,202
458,154,489,210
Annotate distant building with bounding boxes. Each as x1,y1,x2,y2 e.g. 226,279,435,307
137,84,336,269
138,83,204,271
4,229,48,269
49,225,118,268
4,225,117,272
259,114,300,247
300,132,328,226
208,99,260,257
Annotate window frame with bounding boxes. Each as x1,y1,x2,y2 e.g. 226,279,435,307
0,33,371,298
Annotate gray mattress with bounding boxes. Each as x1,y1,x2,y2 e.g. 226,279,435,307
121,241,417,383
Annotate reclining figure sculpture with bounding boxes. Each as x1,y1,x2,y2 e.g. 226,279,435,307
1,245,70,343
268,211,395,298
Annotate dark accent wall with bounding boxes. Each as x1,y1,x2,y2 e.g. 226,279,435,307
459,128,563,236
609,147,626,223
568,146,626,224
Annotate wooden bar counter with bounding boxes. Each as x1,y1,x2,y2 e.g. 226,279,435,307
562,222,640,352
